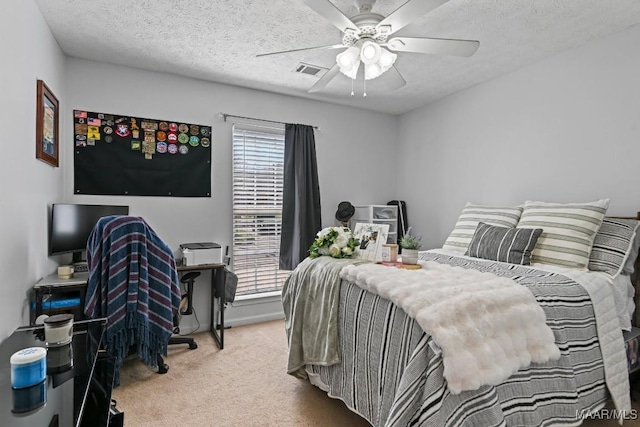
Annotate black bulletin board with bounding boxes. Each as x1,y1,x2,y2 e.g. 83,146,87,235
74,110,211,197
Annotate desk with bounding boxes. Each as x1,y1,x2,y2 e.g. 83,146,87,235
33,265,227,349
177,263,226,349
32,273,90,324
0,319,113,427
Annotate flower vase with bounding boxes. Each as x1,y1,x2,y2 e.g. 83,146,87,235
402,249,419,265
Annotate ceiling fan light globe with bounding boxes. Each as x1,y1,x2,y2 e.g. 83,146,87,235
338,61,360,80
336,47,360,69
378,48,397,68
364,62,383,80
360,41,381,65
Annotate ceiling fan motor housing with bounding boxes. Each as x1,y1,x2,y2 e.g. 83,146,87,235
342,13,388,46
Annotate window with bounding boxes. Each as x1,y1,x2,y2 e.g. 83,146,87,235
232,123,290,296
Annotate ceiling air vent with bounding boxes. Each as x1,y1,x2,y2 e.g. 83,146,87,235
293,63,327,77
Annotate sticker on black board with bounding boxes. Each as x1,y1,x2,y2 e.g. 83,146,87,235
189,136,199,146
178,124,188,133
201,137,210,147
144,131,155,143
88,117,101,126
105,136,113,143
87,139,95,146
103,126,113,134
169,123,178,132
131,141,141,150
179,145,189,154
142,141,156,158
200,127,210,136
178,133,189,144
157,142,168,153
159,122,169,131
75,123,88,135
87,126,100,140
116,123,130,137
157,131,167,141
189,125,199,135
141,121,158,131
168,143,178,154
167,132,178,143
74,110,87,118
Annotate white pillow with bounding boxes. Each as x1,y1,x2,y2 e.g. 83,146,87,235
442,203,523,253
516,199,609,270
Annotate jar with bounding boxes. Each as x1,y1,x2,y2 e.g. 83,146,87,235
44,313,74,347
10,347,47,389
47,342,73,374
12,379,47,413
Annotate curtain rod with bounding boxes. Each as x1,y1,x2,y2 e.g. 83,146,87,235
217,112,319,130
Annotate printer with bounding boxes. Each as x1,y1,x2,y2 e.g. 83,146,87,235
180,242,222,266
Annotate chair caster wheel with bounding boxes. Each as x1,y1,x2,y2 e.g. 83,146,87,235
158,363,169,374
189,342,198,350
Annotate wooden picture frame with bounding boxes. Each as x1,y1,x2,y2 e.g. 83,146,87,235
36,79,59,167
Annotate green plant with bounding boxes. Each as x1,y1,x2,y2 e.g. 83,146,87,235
400,227,422,250
309,226,360,259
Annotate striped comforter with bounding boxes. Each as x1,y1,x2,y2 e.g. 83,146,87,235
306,251,628,426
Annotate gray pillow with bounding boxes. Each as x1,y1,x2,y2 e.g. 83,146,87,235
466,222,543,265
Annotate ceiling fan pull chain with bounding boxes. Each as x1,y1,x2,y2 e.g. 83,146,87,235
351,78,354,97
363,79,367,98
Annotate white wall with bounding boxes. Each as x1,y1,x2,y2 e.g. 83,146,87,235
0,0,66,338
397,24,640,250
64,59,399,329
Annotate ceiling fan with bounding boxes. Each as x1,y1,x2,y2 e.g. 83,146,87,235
257,0,480,94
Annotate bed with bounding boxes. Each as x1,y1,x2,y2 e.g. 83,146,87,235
282,201,640,426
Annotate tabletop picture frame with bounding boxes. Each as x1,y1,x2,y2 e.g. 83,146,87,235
353,222,390,262
36,79,59,167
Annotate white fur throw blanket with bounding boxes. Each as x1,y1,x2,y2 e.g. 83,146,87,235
340,261,561,394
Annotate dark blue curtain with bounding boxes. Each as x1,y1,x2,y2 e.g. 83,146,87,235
279,124,321,270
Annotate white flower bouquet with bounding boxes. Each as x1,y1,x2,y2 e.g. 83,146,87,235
309,226,360,259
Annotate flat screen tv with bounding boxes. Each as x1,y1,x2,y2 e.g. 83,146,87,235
49,204,129,262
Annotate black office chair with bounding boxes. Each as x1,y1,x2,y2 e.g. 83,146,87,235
84,215,194,382
157,272,199,374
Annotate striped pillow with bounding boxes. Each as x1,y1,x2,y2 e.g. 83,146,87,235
516,199,609,269
442,203,523,253
466,222,543,265
588,218,640,276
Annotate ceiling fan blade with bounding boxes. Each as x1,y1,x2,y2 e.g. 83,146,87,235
256,44,344,57
303,0,358,33
386,37,479,57
377,0,450,35
308,64,340,93
385,66,406,91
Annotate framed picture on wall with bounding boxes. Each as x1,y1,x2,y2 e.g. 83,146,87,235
36,79,59,167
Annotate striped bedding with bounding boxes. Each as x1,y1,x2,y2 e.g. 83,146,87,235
306,251,628,426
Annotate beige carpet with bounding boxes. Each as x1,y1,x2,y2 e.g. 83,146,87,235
113,320,640,426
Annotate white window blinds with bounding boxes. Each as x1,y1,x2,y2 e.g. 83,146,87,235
232,123,290,296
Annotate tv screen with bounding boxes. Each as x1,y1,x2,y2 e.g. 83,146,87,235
49,204,129,262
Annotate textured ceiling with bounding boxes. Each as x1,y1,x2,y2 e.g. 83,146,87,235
35,0,640,115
